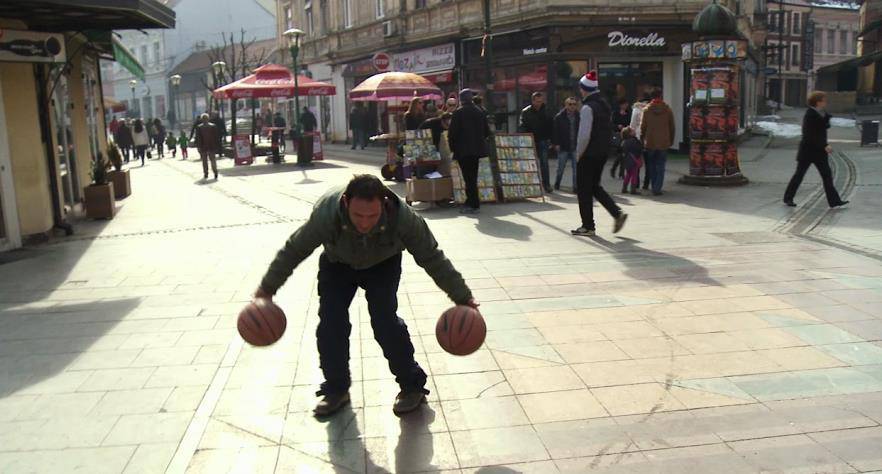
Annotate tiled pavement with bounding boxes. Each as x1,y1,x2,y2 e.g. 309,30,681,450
1,124,881,473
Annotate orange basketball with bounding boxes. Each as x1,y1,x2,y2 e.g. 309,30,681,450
436,305,486,356
237,298,287,346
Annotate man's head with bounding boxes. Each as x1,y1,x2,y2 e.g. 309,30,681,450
579,71,599,97
458,88,473,105
303,106,310,112
343,174,388,234
531,92,544,109
200,113,210,123
618,98,629,110
565,97,579,113
651,88,663,101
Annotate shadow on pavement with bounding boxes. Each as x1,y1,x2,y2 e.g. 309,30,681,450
218,160,343,178
475,214,533,241
592,235,722,286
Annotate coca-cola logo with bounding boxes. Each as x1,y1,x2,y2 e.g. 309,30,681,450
608,31,666,48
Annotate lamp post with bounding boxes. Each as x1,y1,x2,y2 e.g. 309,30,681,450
169,74,181,129
129,79,137,118
212,61,227,147
284,28,309,166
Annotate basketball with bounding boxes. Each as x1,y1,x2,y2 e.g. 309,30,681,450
237,298,287,346
435,305,486,356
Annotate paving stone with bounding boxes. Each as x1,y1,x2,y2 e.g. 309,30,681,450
641,443,757,473
432,371,513,401
0,446,135,474
189,446,279,473
123,443,178,474
442,396,529,431
451,425,549,467
504,365,585,394
729,434,857,473
809,427,882,472
591,382,687,416
534,417,634,459
363,432,461,472
103,412,193,445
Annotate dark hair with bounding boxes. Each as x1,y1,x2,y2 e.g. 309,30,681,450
531,92,543,99
618,98,629,105
642,93,652,102
651,89,663,100
344,174,387,201
133,119,144,133
473,95,483,105
807,91,826,107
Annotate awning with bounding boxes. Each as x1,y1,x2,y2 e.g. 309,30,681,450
0,0,175,32
112,37,145,81
818,50,882,74
858,19,882,38
422,70,454,84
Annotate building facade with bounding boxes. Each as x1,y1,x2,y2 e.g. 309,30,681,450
277,0,770,146
0,1,174,249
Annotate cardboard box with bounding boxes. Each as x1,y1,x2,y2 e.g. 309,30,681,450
406,178,453,203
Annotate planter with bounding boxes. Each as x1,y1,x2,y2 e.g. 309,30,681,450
107,169,131,199
84,183,116,219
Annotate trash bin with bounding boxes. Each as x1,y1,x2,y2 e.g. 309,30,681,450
297,132,314,166
861,120,879,146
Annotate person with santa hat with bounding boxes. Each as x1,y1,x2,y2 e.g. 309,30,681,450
571,71,628,237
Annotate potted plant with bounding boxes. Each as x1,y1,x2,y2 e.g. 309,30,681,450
106,143,131,199
83,151,116,219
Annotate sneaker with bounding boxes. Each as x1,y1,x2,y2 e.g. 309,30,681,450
393,390,427,416
214,172,218,180
784,200,797,207
203,174,208,179
313,391,351,417
571,227,596,237
459,207,479,215
831,200,849,208
554,184,561,191
613,213,628,234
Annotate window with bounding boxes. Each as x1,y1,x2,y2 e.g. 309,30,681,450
786,42,791,68
782,11,789,35
827,29,835,54
768,12,777,32
376,0,384,19
793,13,800,34
305,1,314,35
793,43,799,66
320,0,329,34
140,45,148,65
342,0,352,28
814,27,823,53
153,41,160,65
415,0,426,8
284,6,292,29
840,30,848,54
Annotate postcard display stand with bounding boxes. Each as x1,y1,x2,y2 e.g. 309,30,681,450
494,133,545,202
404,130,452,204
451,158,497,204
681,38,748,185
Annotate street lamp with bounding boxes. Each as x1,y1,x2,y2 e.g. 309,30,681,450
169,74,181,128
284,28,307,165
129,79,137,118
212,61,227,141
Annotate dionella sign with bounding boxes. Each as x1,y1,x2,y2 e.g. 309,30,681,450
608,31,666,49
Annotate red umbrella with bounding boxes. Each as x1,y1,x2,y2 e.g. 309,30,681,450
212,64,336,99
349,72,442,102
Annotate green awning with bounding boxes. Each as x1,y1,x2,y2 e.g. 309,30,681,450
858,19,882,38
112,36,144,81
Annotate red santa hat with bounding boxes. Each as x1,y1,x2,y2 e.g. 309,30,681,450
579,71,599,92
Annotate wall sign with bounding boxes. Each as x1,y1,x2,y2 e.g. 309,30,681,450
391,43,455,74
523,47,548,56
607,31,666,49
0,29,66,63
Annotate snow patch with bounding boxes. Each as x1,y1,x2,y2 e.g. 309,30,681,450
755,121,802,138
830,117,856,128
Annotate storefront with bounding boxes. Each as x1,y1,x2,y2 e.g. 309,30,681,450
461,25,698,149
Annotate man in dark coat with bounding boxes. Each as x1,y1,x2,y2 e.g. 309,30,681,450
552,97,580,192
116,120,134,163
519,91,554,192
300,106,318,133
209,112,225,155
783,91,848,208
572,71,627,236
448,89,491,214
349,104,367,150
195,113,220,180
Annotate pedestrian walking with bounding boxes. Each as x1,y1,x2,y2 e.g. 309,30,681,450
783,91,849,208
210,112,226,155
571,71,627,237
609,98,632,179
116,120,134,163
300,106,317,133
132,119,149,166
178,130,189,160
272,112,287,154
349,104,367,150
195,113,219,180
519,92,554,193
448,88,491,214
146,118,156,150
630,93,652,190
551,97,580,193
153,118,166,158
255,174,478,417
109,117,121,142
640,89,675,196
165,132,177,158
620,127,644,195
404,97,426,131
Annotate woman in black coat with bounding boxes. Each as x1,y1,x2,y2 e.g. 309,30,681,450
783,91,848,208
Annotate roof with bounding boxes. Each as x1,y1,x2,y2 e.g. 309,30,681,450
0,0,175,31
170,38,280,75
818,50,882,73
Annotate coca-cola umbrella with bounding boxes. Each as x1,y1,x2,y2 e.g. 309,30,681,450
212,64,336,99
349,72,442,102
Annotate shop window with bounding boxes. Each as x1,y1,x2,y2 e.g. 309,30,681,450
598,62,663,107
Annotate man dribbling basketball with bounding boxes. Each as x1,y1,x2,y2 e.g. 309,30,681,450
255,175,478,417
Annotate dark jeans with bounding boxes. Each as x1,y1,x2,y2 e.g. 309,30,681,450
122,146,131,163
135,145,147,165
351,128,368,149
537,140,552,191
784,159,843,206
609,150,624,178
646,149,667,193
577,156,622,230
317,253,426,395
457,156,480,209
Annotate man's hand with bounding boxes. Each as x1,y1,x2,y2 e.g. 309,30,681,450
465,298,480,309
825,145,833,154
253,287,272,301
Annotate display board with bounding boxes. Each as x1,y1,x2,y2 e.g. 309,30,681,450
687,66,743,178
494,133,544,201
232,134,253,166
403,129,441,162
451,158,497,204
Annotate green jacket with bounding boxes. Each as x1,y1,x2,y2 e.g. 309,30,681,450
260,187,473,304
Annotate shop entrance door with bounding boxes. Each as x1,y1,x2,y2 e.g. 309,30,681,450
598,62,664,105
0,78,22,250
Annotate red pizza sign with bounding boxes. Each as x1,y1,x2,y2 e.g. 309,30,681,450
372,52,391,72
